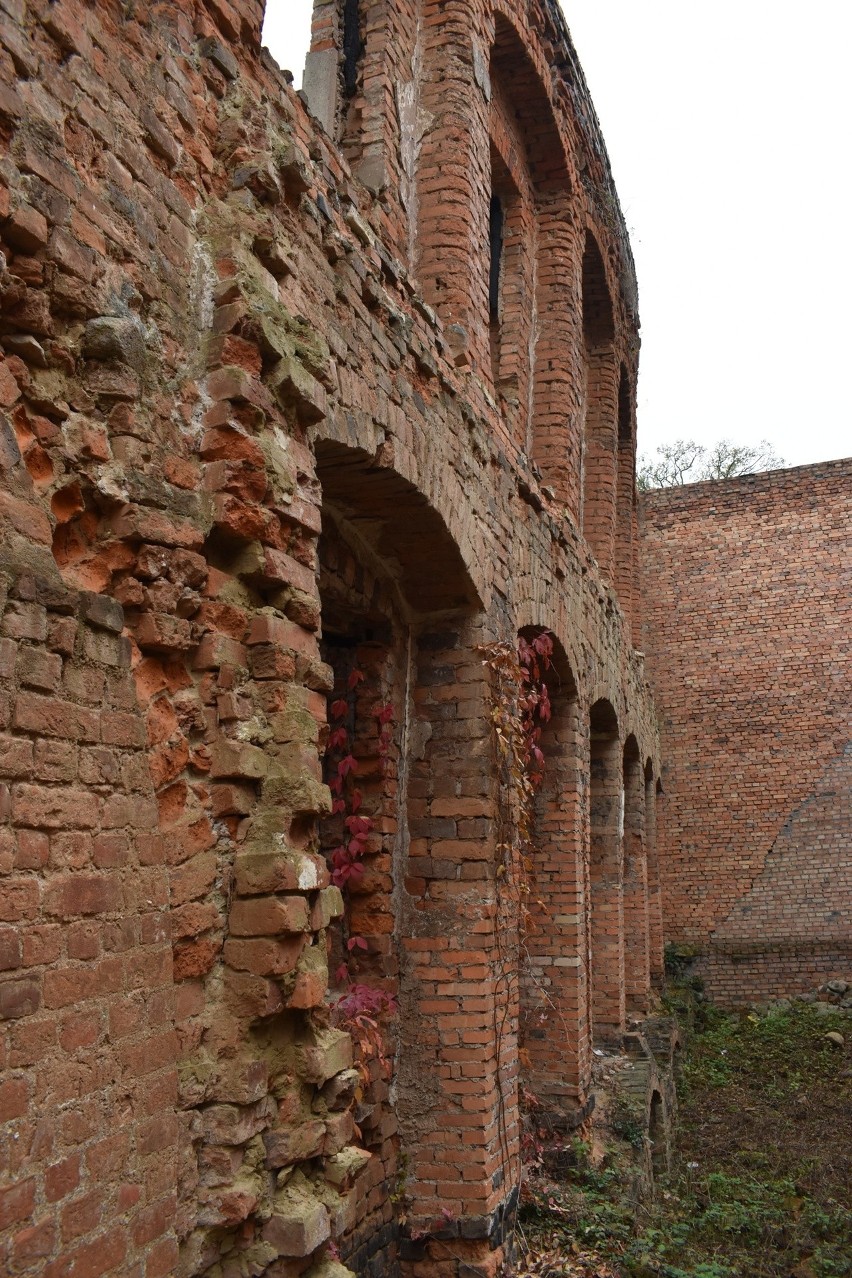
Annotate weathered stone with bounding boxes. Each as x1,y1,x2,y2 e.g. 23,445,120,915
264,1120,326,1168
82,316,146,369
262,1179,330,1258
296,1031,353,1086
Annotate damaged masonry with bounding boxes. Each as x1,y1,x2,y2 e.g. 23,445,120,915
0,2,848,1277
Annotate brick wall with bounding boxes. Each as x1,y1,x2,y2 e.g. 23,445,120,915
0,561,179,1278
642,460,852,1003
0,1,659,1275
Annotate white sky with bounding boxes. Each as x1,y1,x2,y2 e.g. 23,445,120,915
261,1,852,468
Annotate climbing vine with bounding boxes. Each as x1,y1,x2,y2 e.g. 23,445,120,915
324,665,397,1082
480,630,553,913
479,630,555,1187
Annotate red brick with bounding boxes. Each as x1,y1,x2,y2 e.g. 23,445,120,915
0,1178,35,1230
11,1216,57,1267
44,873,122,919
45,1153,82,1203
0,1075,29,1119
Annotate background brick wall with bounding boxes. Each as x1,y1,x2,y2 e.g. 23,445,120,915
642,460,852,1003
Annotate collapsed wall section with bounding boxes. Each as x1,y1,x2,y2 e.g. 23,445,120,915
641,459,852,1003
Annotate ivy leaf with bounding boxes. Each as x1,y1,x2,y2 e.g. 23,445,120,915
347,669,365,690
337,754,358,777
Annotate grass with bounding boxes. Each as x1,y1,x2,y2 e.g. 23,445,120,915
515,1002,852,1278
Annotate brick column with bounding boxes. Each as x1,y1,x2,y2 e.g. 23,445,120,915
623,742,650,1011
522,669,591,1114
398,624,516,1277
588,705,624,1038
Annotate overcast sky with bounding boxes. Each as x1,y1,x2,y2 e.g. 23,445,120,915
261,1,851,468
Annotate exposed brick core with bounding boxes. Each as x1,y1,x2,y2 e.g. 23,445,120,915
0,0,844,1275
642,460,852,1004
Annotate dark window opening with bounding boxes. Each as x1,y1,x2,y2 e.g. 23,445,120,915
618,366,632,445
343,0,361,96
489,194,504,320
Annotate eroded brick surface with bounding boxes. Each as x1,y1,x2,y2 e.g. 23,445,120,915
0,1,663,1276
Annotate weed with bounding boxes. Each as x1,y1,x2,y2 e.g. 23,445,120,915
515,1002,852,1278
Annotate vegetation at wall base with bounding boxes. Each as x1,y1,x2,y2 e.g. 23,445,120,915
513,1002,852,1277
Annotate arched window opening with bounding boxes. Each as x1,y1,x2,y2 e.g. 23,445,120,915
342,0,361,95
315,440,492,1269
487,145,528,405
487,15,569,455
582,234,618,580
618,366,632,445
489,190,506,382
649,1090,667,1178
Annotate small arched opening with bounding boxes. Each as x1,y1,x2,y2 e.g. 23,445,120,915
648,1089,667,1178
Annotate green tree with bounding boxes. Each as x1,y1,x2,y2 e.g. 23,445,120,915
637,438,785,490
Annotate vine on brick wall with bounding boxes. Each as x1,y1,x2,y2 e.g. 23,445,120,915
325,667,397,1082
479,630,554,1185
480,631,553,907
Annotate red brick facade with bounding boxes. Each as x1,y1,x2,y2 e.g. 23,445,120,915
642,460,852,1004
1,1,844,1276
0,2,661,1275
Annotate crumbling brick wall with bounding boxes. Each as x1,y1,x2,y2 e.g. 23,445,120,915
641,460,852,1004
0,2,659,1276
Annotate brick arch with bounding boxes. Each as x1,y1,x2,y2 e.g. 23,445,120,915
311,434,487,613
490,12,572,193
509,577,637,733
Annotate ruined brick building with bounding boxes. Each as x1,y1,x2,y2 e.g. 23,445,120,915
0,2,847,1277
